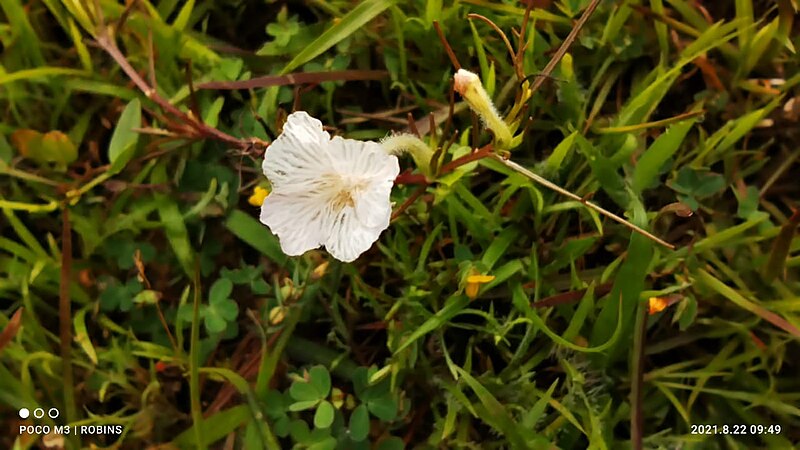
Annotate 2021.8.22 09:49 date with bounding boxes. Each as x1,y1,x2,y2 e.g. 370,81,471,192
690,424,782,435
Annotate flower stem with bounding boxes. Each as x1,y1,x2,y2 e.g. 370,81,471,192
381,133,434,177
190,268,205,449
59,208,78,450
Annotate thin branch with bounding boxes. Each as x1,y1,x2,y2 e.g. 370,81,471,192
59,208,77,447
492,154,675,249
515,2,534,71
631,303,648,450
434,21,461,70
391,185,427,221
528,0,602,100
198,70,388,90
468,13,520,78
92,31,263,151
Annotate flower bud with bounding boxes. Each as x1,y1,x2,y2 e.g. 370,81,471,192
453,69,512,149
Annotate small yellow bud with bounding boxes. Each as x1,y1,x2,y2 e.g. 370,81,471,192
312,261,330,280
331,388,345,409
248,186,270,206
269,306,286,324
648,297,668,315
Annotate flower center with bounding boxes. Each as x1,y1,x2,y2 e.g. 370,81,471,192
332,189,356,210
328,176,367,211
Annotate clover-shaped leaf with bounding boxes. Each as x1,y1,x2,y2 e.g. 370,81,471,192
289,365,333,413
735,185,760,219
265,9,300,48
99,278,143,312
308,366,331,398
104,238,156,270
350,367,398,422
314,400,335,428
204,279,238,334
348,404,370,441
668,167,726,210
366,395,397,422
221,264,270,294
263,389,289,419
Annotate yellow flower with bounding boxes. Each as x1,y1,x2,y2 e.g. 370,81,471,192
465,274,495,299
648,297,668,315
248,186,270,206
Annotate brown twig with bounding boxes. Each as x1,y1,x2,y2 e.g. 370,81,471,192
185,60,203,125
92,30,264,151
439,144,494,174
391,185,427,221
468,13,520,78
59,207,77,444
433,21,461,70
198,70,389,90
528,0,602,100
515,2,534,72
407,112,421,137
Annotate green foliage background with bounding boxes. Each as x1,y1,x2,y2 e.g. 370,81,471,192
1,0,799,449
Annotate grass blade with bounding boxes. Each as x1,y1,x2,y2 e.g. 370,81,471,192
281,0,396,74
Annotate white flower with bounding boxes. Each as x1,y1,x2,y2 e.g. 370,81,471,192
260,111,400,262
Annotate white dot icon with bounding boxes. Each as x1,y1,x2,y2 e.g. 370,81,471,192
19,408,30,419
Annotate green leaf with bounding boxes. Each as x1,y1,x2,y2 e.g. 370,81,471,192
204,313,227,334
289,419,311,442
281,0,396,74
152,163,195,276
632,118,696,194
307,436,337,450
224,210,288,265
393,295,469,354
73,306,98,364
172,0,194,31
376,437,405,450
203,279,238,334
172,405,250,448
453,366,530,449
545,130,578,173
367,395,397,422
735,185,760,219
289,400,320,412
348,404,370,441
314,401,335,428
209,278,234,304
290,381,323,402
308,366,331,398
132,290,161,305
590,200,653,364
108,98,142,174
0,134,12,162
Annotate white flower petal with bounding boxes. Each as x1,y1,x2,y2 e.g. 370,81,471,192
260,193,326,256
262,111,334,190
324,209,389,263
328,136,400,180
327,136,399,228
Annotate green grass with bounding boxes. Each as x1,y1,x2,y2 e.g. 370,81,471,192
1,0,799,449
